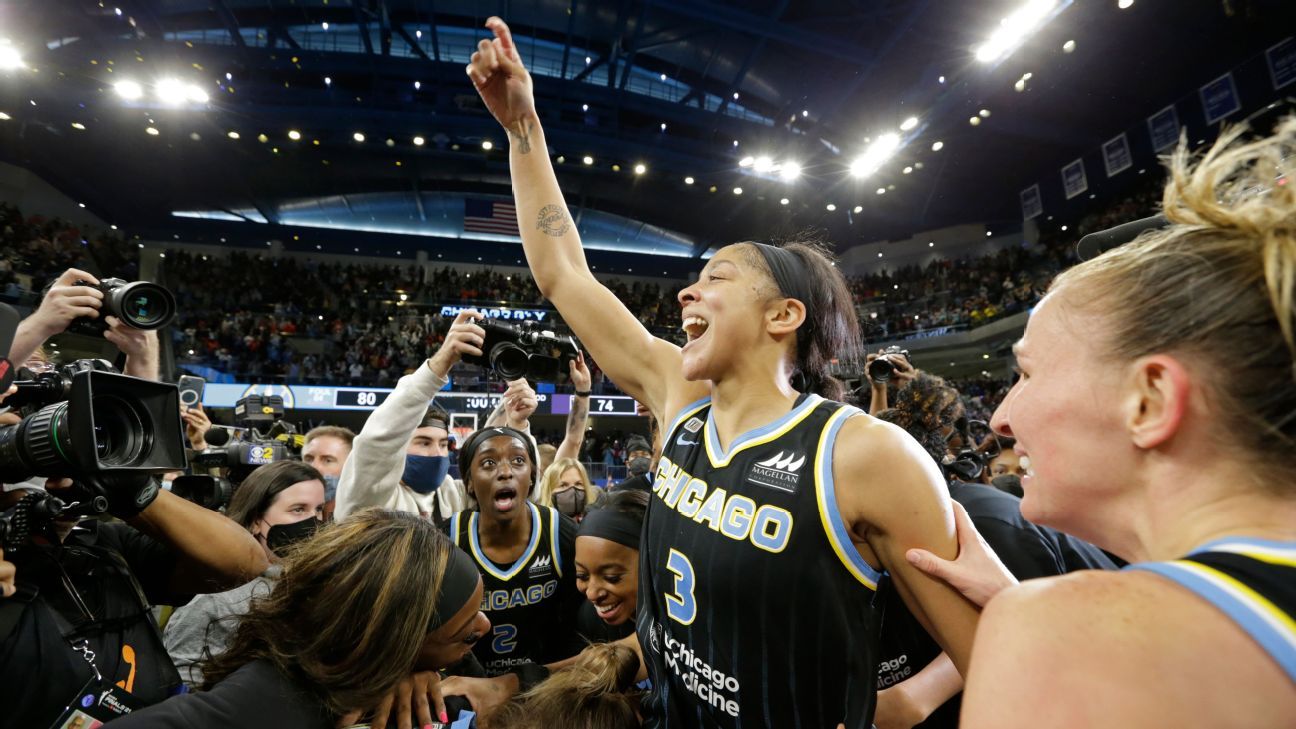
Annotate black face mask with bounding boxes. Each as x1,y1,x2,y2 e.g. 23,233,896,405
990,474,1024,498
553,487,587,519
266,517,320,554
626,457,652,477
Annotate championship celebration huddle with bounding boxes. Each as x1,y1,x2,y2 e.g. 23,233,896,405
1,2,1294,728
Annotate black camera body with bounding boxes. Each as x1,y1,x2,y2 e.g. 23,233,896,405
868,346,910,383
0,360,188,510
459,319,580,381
66,277,177,336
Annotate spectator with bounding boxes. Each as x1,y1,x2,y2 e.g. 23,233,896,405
301,425,356,521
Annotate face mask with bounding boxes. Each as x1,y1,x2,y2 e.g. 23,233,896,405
403,454,450,495
991,474,1024,498
626,457,652,477
266,517,320,554
553,487,587,519
321,474,340,502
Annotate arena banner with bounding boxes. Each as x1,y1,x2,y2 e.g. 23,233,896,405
1147,104,1181,152
1061,158,1088,200
439,304,552,322
1267,37,1296,90
1102,133,1132,178
1020,184,1043,220
1199,72,1241,125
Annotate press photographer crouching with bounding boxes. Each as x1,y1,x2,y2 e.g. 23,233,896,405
0,359,267,727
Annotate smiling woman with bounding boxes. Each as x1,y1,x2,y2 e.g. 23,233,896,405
467,16,981,729
448,426,586,675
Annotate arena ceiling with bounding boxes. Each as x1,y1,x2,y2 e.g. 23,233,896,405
0,0,1292,263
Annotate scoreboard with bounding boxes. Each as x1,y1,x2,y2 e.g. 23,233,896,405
200,383,640,416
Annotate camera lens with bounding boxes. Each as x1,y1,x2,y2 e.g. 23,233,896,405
489,342,530,380
867,357,895,383
90,395,148,467
109,282,176,330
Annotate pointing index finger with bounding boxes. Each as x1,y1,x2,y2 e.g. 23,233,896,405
485,16,515,57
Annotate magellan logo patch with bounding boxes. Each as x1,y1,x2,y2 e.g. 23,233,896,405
529,554,553,575
747,451,805,493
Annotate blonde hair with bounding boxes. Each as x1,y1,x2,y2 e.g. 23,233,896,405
1053,117,1296,485
536,457,597,506
485,642,641,729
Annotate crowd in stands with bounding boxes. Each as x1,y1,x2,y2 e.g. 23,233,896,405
1,179,1158,402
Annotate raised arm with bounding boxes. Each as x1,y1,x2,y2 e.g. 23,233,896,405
466,18,704,418
555,354,591,461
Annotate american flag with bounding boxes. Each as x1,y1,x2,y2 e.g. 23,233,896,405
463,199,519,236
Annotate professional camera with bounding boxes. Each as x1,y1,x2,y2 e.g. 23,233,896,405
0,359,188,510
867,346,910,384
941,420,1000,483
66,277,177,336
459,318,581,381
183,395,298,502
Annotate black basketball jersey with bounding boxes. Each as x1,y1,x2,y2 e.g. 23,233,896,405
449,502,582,674
1128,537,1296,685
638,394,885,729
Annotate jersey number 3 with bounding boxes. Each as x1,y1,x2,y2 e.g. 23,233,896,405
665,549,697,625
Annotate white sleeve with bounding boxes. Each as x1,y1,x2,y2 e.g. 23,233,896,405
335,364,449,518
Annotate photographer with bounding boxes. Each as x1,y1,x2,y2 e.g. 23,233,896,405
9,268,162,381
333,311,495,525
864,346,917,415
0,474,268,726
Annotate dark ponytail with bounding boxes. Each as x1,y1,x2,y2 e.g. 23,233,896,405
748,239,862,401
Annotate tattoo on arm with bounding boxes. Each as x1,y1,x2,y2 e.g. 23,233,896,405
536,204,572,237
508,118,533,155
567,396,589,438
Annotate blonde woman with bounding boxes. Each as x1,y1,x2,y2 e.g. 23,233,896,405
536,457,599,522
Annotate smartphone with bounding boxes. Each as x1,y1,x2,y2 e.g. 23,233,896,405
177,375,206,409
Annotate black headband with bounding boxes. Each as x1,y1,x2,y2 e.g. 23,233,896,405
431,545,481,630
423,417,449,432
456,426,538,485
751,242,816,335
578,508,643,550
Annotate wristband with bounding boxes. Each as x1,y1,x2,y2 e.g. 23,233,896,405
574,391,591,398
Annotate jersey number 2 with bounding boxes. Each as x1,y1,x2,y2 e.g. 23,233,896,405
492,624,518,654
665,549,697,625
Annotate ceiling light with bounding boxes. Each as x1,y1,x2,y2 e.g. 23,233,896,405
416,29,422,38
257,133,268,143
739,156,754,167
1015,79,1026,92
288,129,302,141
611,164,620,172
979,109,991,118
986,231,993,237
582,103,589,112
114,79,143,100
853,205,863,213
733,140,739,147
633,163,647,175
975,0,1059,64
386,138,395,147
900,116,919,131
660,122,667,132
324,76,331,86
413,135,425,146
145,126,159,135
928,241,935,247
413,80,421,90
186,84,209,103
850,133,901,179
753,156,773,173
969,116,981,126
582,155,594,165
732,92,739,100
0,44,24,71
348,131,364,143
939,75,946,83
1061,225,1068,231
801,110,809,117
71,122,86,130
660,73,667,81
903,166,913,174
684,176,695,185
0,112,9,121
931,141,944,151
322,21,329,30
878,252,884,258
779,162,801,181
1118,0,1133,8
227,130,240,139
733,187,743,195
156,78,188,104
585,56,591,64
1063,39,1076,53
876,188,886,195
780,198,789,205
826,203,836,211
